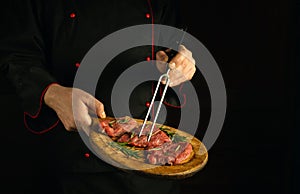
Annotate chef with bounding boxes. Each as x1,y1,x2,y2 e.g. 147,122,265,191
0,0,196,193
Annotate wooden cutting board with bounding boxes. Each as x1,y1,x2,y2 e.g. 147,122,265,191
89,117,208,179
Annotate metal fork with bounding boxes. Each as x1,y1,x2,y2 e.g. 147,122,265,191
139,68,171,141
139,28,187,141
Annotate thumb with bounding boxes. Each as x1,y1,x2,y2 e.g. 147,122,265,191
95,99,106,118
156,51,169,62
168,62,176,70
82,92,106,118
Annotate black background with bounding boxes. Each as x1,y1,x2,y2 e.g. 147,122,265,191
0,0,298,194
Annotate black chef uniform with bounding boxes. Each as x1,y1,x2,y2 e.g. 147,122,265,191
0,0,185,193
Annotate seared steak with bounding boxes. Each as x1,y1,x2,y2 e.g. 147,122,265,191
99,116,194,165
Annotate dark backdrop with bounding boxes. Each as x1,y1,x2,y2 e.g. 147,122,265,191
0,0,298,194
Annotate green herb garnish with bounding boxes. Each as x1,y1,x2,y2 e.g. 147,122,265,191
148,147,162,151
160,127,175,138
175,144,181,152
130,132,135,139
108,142,141,159
116,117,130,124
108,120,116,127
160,127,187,143
172,134,187,143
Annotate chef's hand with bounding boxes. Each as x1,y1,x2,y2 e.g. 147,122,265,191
44,84,106,134
156,45,196,87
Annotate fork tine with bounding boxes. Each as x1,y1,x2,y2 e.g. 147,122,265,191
139,28,187,141
139,69,171,141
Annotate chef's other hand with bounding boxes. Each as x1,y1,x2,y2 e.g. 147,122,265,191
156,45,196,87
44,84,106,134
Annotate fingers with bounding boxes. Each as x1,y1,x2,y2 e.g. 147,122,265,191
73,100,91,126
59,116,77,132
49,86,106,135
156,50,169,62
178,45,192,57
156,51,169,74
63,88,106,136
81,91,106,119
169,62,176,70
56,109,78,132
170,45,195,66
168,64,195,87
95,99,106,118
167,45,196,87
169,64,196,87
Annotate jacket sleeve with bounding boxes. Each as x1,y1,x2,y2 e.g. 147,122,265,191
0,0,60,134
160,0,183,28
153,0,186,57
153,0,187,109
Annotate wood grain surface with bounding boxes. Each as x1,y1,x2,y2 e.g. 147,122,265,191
89,117,208,179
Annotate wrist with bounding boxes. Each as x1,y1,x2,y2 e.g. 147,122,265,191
44,83,62,108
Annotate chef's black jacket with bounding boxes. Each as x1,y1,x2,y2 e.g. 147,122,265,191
0,0,185,193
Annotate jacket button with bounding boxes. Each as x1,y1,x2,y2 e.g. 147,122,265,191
75,62,80,67
145,13,151,19
84,153,90,158
145,102,151,107
146,56,151,61
70,12,76,18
